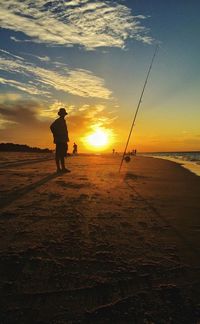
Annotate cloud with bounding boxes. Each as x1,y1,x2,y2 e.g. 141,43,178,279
0,92,22,103
67,103,118,134
1,0,153,49
0,98,118,148
37,101,117,130
36,100,118,137
0,54,111,99
10,36,26,43
0,49,24,61
21,53,51,62
36,56,50,62
38,100,75,120
0,118,17,130
0,99,53,145
0,97,117,129
0,77,48,95
0,99,40,125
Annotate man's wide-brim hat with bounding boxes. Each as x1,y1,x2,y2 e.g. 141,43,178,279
58,108,68,116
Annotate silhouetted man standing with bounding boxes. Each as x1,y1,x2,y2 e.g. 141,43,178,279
50,108,70,173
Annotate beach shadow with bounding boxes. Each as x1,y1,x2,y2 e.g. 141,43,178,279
0,157,54,169
0,172,61,209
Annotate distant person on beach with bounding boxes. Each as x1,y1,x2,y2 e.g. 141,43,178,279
112,149,115,154
50,108,70,173
73,142,78,155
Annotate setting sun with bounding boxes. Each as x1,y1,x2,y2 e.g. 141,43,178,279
83,127,113,151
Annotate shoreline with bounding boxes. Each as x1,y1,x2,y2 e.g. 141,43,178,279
141,154,200,177
1,151,200,177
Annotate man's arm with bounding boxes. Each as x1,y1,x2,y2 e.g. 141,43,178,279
65,122,69,142
50,121,56,133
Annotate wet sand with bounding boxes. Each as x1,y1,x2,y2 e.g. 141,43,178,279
0,154,200,323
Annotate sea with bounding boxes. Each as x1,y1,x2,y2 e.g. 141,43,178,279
142,151,200,177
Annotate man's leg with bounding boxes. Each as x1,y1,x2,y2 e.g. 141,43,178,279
60,156,66,170
56,156,61,171
55,144,61,171
56,143,70,173
61,156,70,172
61,144,70,172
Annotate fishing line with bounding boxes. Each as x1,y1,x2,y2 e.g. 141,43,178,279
119,45,159,172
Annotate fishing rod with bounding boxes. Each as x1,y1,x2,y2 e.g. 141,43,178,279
119,45,159,172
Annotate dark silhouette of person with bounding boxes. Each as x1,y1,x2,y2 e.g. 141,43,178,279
50,108,70,173
73,142,78,154
112,149,115,154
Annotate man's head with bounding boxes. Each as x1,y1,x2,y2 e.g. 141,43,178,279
58,108,68,117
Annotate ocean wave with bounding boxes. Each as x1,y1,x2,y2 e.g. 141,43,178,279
142,152,200,177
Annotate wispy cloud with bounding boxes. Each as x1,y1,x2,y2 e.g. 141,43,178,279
37,101,117,129
0,49,24,61
1,0,153,49
0,119,17,130
0,53,112,99
21,53,51,62
0,77,47,95
67,103,118,134
0,92,22,103
38,100,75,119
36,56,50,62
10,36,27,43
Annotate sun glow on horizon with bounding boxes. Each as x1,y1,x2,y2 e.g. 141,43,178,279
83,127,114,151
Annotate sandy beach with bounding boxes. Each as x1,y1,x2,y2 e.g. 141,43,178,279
0,154,200,323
